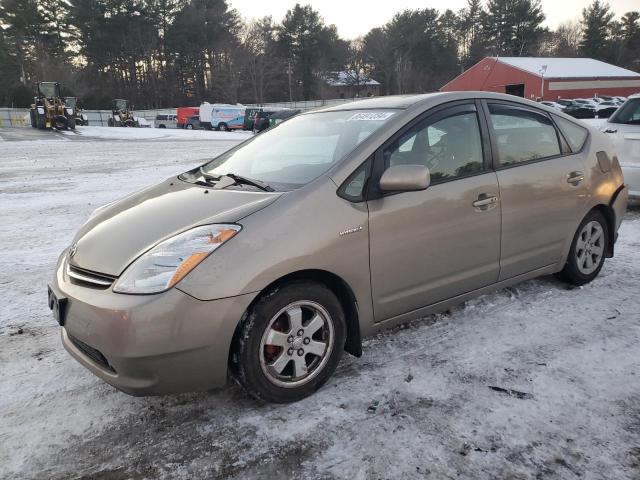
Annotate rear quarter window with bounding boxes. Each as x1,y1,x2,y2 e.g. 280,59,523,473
553,116,588,152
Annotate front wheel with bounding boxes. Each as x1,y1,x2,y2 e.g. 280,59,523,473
556,210,609,286
233,282,346,403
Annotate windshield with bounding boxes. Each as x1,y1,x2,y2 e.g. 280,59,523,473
201,109,398,190
38,83,59,99
610,99,640,125
115,99,128,110
65,97,77,108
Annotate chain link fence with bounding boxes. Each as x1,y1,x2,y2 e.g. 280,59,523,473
0,98,360,128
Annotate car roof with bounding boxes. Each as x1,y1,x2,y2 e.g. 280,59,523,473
314,91,587,114
318,93,441,111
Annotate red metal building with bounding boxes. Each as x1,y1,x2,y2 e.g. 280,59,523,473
440,57,640,100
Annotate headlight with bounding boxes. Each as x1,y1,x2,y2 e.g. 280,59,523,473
113,224,241,294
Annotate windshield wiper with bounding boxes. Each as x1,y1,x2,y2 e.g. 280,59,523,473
224,173,274,192
198,167,274,192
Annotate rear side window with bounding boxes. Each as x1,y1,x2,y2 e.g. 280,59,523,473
488,104,561,166
553,116,588,152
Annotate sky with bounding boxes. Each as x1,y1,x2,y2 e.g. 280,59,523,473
229,0,640,39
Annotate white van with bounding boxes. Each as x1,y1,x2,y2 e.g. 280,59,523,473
199,103,246,131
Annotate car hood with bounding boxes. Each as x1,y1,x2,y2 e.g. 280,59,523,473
69,178,281,276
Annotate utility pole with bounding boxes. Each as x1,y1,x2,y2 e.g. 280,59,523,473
287,60,293,102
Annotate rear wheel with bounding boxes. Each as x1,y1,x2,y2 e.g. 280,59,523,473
556,210,609,286
233,282,346,403
185,124,193,130
218,122,228,131
30,110,36,128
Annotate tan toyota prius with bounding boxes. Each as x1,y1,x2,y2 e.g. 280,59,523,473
48,92,628,402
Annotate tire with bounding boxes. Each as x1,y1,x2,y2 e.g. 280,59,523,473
69,118,76,130
556,210,609,286
233,281,346,403
218,123,228,131
108,118,114,127
186,124,193,130
37,114,46,130
30,110,36,128
158,124,166,129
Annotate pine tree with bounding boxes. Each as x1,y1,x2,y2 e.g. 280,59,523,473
485,0,546,56
579,0,615,60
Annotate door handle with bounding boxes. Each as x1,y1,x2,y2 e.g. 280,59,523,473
472,194,498,210
567,171,584,185
603,129,617,134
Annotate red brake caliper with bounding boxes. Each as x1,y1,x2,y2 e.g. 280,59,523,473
264,318,286,361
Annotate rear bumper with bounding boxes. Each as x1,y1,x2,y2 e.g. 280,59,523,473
621,164,640,200
50,254,256,396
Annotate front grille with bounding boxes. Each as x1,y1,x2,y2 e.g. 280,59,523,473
68,334,116,373
66,263,116,289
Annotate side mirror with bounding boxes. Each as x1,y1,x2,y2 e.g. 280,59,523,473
379,164,430,192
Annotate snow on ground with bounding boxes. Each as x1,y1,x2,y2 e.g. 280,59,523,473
1,130,640,480
65,125,253,141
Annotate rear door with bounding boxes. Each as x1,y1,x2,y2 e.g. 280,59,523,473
483,101,588,280
367,102,501,322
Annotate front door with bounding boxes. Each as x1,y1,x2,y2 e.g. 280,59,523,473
367,103,501,322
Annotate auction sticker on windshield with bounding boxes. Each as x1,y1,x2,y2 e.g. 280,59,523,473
347,112,395,121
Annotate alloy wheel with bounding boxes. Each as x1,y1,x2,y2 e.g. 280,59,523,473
259,301,334,388
575,220,605,275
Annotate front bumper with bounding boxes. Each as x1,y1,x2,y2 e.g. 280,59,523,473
49,256,256,396
621,164,640,200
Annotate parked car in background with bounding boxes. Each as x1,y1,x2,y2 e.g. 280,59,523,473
49,92,628,403
563,102,596,119
540,101,565,111
595,101,620,119
199,103,246,131
184,115,202,130
268,109,301,127
600,94,640,201
253,110,277,133
243,108,262,130
556,99,575,108
574,99,600,109
594,96,621,105
155,114,177,129
177,107,199,128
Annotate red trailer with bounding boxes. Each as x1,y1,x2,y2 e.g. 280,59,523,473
176,107,199,128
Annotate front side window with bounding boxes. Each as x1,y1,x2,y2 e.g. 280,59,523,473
201,109,398,190
383,110,484,183
489,105,561,166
